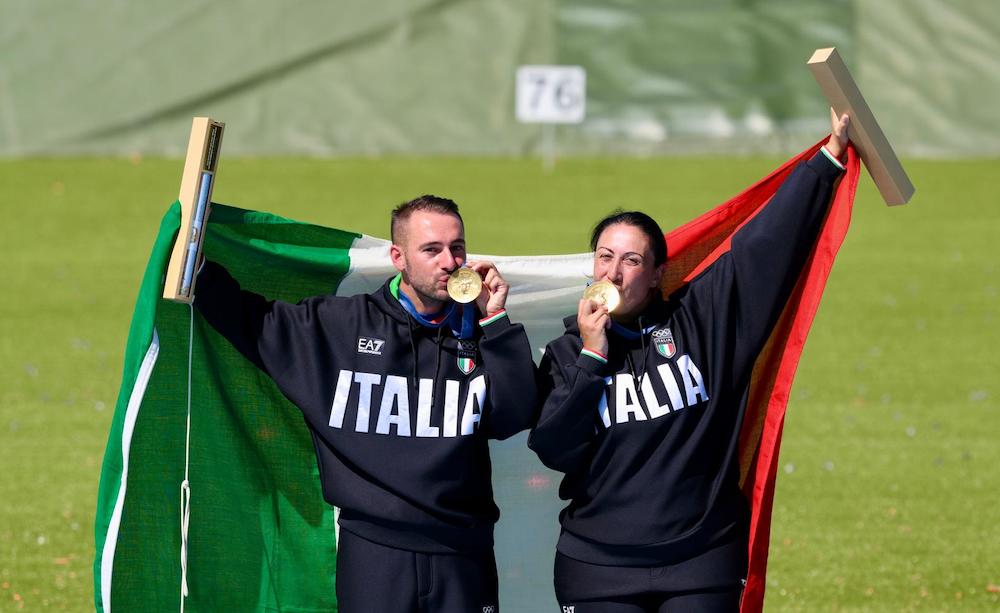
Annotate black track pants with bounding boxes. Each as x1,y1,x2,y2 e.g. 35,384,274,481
336,529,500,613
553,535,746,613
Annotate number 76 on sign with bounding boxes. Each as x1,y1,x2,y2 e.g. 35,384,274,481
515,65,587,124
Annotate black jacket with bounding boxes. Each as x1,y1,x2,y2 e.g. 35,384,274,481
529,151,844,565
195,267,537,553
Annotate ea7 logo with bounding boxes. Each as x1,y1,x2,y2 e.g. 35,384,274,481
357,337,385,355
561,606,575,613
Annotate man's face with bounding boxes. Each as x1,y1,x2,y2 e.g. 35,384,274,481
592,223,663,319
390,210,466,305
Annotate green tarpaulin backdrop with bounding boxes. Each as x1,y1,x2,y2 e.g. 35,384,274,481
2,0,998,157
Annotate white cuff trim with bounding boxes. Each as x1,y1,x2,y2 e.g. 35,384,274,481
821,146,846,171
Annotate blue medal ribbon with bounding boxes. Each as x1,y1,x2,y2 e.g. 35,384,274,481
391,273,475,339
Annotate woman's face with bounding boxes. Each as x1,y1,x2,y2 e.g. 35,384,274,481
592,223,664,320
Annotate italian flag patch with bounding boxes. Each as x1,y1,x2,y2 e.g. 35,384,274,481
458,340,477,375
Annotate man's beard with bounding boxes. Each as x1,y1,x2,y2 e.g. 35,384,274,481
407,273,450,307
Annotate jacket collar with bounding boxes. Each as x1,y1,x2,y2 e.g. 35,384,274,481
562,292,673,339
376,274,476,339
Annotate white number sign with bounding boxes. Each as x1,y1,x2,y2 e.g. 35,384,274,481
515,65,586,124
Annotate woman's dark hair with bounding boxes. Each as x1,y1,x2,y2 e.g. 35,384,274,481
590,210,667,267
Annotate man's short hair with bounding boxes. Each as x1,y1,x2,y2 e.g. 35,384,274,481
390,195,463,244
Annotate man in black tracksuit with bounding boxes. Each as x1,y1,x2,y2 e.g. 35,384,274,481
529,123,849,611
194,195,536,612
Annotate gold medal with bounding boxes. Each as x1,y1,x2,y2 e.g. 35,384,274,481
447,268,482,303
583,280,621,313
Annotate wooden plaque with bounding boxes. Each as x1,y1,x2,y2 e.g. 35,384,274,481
163,117,225,302
808,47,914,206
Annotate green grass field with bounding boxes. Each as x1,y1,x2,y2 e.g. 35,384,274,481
2,155,998,611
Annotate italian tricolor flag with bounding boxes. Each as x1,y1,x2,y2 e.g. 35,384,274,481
94,141,858,612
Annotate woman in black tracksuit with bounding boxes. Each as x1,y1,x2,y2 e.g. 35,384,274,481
529,115,850,613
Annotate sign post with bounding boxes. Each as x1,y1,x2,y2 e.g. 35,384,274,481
515,65,586,171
